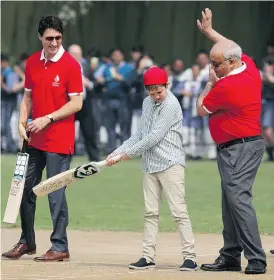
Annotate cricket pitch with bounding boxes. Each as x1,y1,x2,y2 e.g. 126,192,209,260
1,229,274,280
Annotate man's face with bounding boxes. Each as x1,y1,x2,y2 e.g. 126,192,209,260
131,51,142,62
267,46,274,57
146,85,167,103
163,65,172,77
197,53,209,69
68,46,82,63
172,60,184,74
111,50,124,65
192,65,200,80
210,51,232,78
39,28,62,58
1,60,8,69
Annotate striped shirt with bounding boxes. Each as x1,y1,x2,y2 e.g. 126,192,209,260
114,90,185,173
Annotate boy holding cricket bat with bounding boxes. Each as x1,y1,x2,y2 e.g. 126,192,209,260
107,66,198,271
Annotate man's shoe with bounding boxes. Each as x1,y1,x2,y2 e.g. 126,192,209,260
180,259,198,271
270,249,274,255
200,256,241,272
245,260,266,274
2,243,36,260
34,250,69,262
129,257,155,270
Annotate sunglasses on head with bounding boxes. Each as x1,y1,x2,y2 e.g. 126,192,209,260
45,36,62,42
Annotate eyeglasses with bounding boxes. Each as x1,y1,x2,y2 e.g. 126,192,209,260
45,36,62,42
210,59,230,69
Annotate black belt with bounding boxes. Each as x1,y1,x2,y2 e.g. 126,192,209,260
218,135,263,150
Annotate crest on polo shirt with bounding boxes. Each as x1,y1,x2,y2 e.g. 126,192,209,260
52,75,60,87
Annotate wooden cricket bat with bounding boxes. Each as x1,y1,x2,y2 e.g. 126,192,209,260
3,138,30,224
33,155,121,197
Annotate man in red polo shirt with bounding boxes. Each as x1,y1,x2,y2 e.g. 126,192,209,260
2,16,83,262
196,9,266,275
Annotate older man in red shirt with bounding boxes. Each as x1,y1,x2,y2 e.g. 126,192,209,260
2,16,83,262
196,9,266,275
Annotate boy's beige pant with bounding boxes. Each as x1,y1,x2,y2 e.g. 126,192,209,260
142,164,196,263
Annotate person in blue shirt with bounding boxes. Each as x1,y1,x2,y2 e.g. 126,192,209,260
98,48,134,153
1,53,20,153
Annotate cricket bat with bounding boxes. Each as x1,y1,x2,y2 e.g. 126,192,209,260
3,138,30,224
33,155,122,197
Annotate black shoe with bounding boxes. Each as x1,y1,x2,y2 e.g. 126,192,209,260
129,257,155,270
180,259,198,271
200,256,241,272
270,249,274,255
245,260,266,275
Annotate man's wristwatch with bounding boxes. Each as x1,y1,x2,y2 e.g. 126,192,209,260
47,114,54,123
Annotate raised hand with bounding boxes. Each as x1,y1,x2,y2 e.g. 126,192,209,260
197,8,212,35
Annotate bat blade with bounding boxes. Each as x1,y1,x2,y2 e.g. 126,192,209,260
33,161,101,197
3,152,29,224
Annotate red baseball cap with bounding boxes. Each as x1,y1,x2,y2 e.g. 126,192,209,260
143,66,168,86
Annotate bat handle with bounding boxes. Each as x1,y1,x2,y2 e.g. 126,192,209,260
21,118,32,153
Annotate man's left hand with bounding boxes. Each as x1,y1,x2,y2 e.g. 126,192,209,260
27,117,51,133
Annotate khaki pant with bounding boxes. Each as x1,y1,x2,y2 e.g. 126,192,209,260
142,164,196,263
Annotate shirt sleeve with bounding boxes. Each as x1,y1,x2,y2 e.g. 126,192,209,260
202,82,229,114
67,61,83,96
24,60,32,91
126,102,177,158
241,53,260,80
114,128,142,155
241,53,257,70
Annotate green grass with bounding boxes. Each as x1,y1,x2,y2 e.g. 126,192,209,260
1,155,273,234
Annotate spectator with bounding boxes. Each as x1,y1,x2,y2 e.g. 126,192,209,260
182,50,210,83
265,41,274,60
160,63,172,82
181,65,204,159
1,53,20,153
169,58,185,105
10,52,30,148
68,44,101,161
261,58,274,161
12,52,29,100
129,45,144,67
99,48,134,153
131,54,155,133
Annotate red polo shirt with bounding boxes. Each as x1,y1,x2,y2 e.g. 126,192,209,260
25,46,83,154
202,54,262,144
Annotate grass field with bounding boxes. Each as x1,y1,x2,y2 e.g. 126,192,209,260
1,154,274,234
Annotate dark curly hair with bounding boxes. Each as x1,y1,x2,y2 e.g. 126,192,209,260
38,16,64,36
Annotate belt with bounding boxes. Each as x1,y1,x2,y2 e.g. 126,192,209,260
218,135,263,150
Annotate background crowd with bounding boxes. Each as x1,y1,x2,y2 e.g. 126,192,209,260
1,41,274,162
